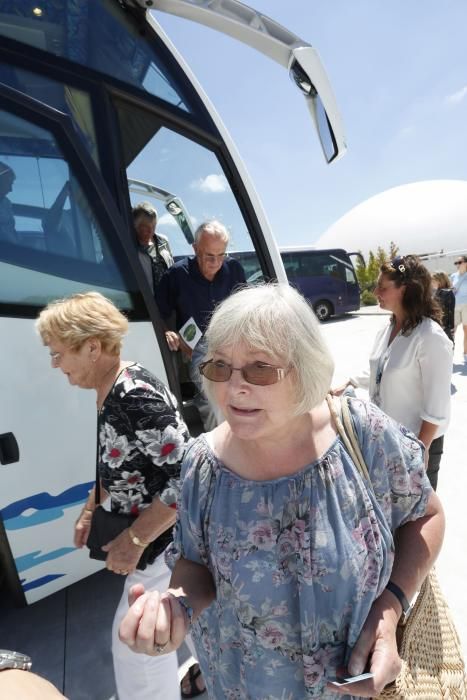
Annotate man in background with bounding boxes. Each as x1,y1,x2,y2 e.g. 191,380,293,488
133,202,173,293
155,220,246,431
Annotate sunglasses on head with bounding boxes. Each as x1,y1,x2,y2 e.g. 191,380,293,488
389,255,407,276
199,359,288,386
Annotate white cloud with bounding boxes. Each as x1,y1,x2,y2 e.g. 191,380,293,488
445,86,467,106
158,212,198,229
191,174,228,193
157,213,177,227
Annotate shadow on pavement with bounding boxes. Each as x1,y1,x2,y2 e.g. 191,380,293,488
453,362,467,376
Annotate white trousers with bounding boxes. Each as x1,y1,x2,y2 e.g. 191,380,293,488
112,553,181,700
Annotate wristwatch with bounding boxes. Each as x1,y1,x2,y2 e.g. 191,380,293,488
385,580,413,625
128,527,149,548
0,650,32,671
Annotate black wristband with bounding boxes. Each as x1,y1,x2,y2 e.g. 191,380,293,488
385,580,410,615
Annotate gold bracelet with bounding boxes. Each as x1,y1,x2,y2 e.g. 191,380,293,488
128,527,149,548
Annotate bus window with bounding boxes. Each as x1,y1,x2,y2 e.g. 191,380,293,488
0,0,191,112
0,64,100,168
344,265,357,284
115,98,256,257
0,109,139,313
282,254,301,280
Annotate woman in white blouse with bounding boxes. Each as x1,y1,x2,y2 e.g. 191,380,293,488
339,255,453,490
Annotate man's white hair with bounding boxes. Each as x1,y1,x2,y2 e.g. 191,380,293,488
194,220,229,245
203,283,334,415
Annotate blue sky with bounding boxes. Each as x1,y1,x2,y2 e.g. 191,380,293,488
153,1,467,248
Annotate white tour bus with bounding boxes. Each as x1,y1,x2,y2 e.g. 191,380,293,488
0,0,345,609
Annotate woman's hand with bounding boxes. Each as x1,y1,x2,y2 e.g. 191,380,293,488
73,508,93,548
327,593,402,697
102,529,143,575
329,381,350,397
119,584,190,655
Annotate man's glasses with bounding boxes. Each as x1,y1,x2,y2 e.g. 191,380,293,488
199,253,228,263
199,359,288,386
454,260,465,266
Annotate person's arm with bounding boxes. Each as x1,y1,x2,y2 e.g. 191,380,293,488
332,491,445,698
418,325,452,436
102,384,189,574
0,670,67,699
418,419,438,455
118,556,216,656
119,438,214,653
103,497,176,574
329,400,443,697
73,483,108,548
154,268,180,350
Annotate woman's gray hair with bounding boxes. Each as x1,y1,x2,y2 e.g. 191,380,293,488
203,283,334,415
194,220,229,245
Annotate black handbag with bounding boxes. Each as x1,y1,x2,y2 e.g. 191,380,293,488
86,415,156,571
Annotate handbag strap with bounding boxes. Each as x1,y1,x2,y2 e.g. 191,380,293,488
325,394,371,484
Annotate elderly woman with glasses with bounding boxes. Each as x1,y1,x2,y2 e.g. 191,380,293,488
36,292,190,700
338,255,453,491
119,283,444,700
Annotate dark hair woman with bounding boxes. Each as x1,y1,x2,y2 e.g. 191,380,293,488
341,255,453,490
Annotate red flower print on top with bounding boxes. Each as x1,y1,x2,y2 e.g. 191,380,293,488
135,424,187,465
161,442,176,456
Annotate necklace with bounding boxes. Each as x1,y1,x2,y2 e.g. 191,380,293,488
96,360,122,410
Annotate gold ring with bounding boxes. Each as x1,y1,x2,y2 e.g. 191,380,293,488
120,570,129,575
154,641,168,653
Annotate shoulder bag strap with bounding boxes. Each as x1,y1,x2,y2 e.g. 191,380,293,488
325,394,371,485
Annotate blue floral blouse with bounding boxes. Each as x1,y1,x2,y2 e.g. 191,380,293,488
166,399,431,700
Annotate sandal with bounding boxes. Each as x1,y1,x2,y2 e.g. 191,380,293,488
180,663,206,698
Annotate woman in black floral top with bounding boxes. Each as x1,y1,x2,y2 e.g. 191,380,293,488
36,291,190,700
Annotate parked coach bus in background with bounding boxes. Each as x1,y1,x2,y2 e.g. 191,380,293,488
232,246,362,320
0,0,345,651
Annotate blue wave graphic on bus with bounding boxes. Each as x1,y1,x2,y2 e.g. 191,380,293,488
15,547,76,573
21,574,66,592
1,482,94,530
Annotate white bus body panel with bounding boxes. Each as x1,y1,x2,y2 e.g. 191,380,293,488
0,317,166,603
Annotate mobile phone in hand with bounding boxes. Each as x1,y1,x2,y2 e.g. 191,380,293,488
328,672,374,687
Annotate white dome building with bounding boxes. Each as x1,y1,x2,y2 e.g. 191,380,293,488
317,180,467,261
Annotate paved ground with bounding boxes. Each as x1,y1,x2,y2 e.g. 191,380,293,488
322,310,467,656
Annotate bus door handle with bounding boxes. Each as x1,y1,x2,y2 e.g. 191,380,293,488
0,433,20,465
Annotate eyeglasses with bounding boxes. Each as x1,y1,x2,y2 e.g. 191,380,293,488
50,351,62,365
198,253,228,263
454,260,465,266
199,359,288,386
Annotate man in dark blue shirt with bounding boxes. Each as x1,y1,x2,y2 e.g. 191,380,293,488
156,220,246,430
